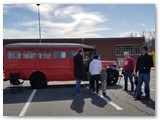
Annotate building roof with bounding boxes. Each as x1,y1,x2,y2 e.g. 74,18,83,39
4,43,95,49
3,37,145,41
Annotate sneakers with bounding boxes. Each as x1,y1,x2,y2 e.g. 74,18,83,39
102,92,106,96
129,89,134,92
134,96,141,100
122,89,128,91
142,96,150,100
134,95,150,100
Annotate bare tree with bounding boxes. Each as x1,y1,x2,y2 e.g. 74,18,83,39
128,30,155,52
128,32,137,37
139,30,155,52
139,30,146,37
149,31,155,51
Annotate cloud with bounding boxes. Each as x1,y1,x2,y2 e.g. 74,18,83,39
4,4,111,39
141,23,146,27
3,28,39,39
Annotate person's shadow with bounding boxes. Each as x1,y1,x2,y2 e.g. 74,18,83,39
91,94,108,108
70,95,85,113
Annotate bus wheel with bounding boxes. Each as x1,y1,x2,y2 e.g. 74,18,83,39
30,72,47,89
107,71,118,86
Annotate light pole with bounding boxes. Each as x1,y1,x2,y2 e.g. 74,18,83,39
37,4,41,43
82,38,85,44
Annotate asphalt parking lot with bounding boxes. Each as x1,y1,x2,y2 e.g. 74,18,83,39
3,70,155,116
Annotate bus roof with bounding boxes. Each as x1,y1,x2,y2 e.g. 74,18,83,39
4,43,95,49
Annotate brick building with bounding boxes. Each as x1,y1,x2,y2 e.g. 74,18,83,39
3,37,145,67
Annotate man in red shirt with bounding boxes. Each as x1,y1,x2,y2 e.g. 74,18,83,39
122,52,134,91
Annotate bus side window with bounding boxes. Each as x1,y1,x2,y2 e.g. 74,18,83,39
38,51,52,59
7,51,21,59
23,51,36,59
68,51,77,58
54,51,66,59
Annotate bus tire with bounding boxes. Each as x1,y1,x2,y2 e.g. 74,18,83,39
107,70,118,86
30,72,47,89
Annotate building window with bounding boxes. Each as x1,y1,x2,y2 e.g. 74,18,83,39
68,51,77,58
38,51,52,59
123,45,133,55
116,45,122,55
135,45,141,55
7,51,21,59
54,51,66,59
23,51,36,59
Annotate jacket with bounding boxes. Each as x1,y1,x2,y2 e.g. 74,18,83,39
89,59,102,75
122,57,134,72
73,53,84,80
135,53,154,73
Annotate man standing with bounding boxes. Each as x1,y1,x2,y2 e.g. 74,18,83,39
122,52,134,91
134,46,154,100
73,48,84,95
89,55,102,95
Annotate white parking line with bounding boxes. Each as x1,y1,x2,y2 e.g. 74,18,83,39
19,89,37,116
98,94,123,110
83,85,123,110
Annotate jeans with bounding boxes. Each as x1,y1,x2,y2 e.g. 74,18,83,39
123,71,134,90
75,79,81,94
136,73,150,97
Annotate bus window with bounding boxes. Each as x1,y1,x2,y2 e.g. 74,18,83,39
23,51,36,59
38,51,52,59
54,51,66,59
68,51,77,58
7,51,21,59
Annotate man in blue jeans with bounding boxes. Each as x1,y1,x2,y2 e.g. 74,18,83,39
73,49,84,95
133,46,154,100
122,52,134,91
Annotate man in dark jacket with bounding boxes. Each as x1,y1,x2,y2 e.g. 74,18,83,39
73,48,84,95
133,46,154,100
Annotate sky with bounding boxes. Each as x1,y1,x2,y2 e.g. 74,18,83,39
3,4,155,39
1,1,160,120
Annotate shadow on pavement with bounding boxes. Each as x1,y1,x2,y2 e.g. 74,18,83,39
140,98,155,110
3,84,98,104
91,94,108,108
4,83,112,114
125,90,155,111
70,95,85,113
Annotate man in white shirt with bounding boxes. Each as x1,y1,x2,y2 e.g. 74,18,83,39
89,55,102,94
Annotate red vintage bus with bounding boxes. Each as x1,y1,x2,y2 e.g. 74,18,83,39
4,43,119,88
4,43,96,88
